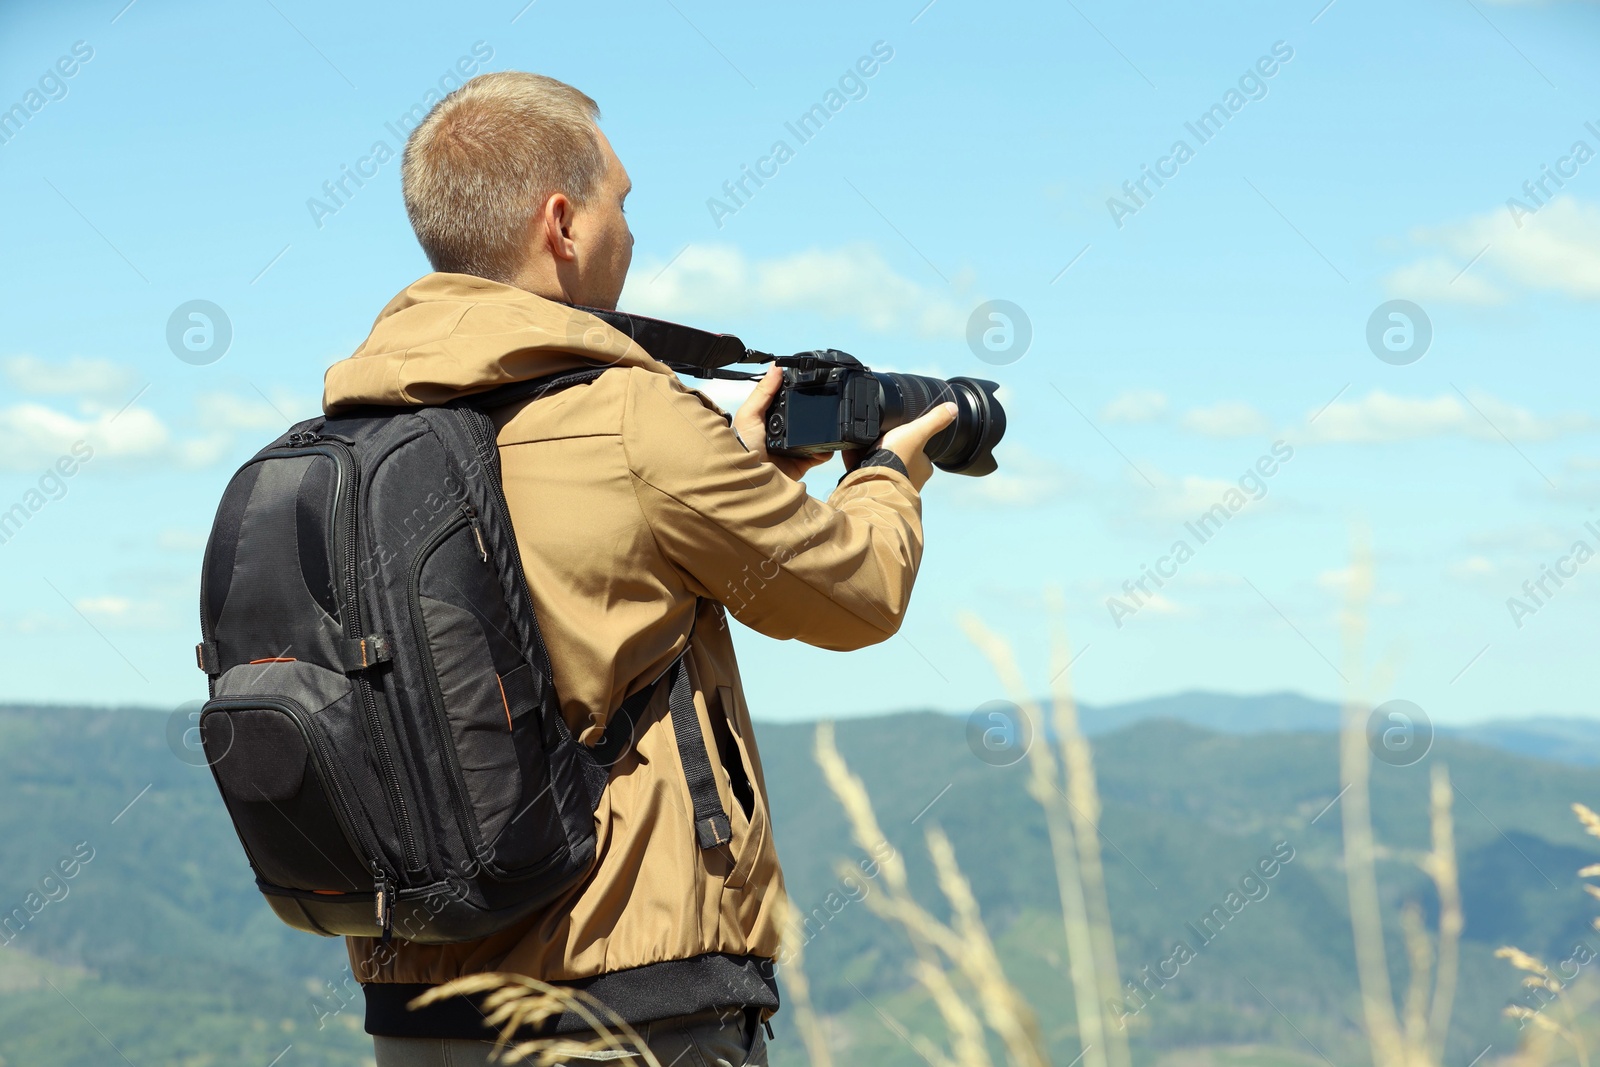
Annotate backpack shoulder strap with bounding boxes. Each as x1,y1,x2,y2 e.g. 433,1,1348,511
664,652,733,848
451,372,732,850
586,607,732,850
455,366,612,412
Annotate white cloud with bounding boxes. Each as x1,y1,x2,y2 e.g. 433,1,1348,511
1135,592,1185,616
1101,390,1167,424
0,402,169,472
3,355,139,399
1181,401,1272,439
1383,256,1507,305
1386,196,1600,304
688,377,756,416
622,243,967,339
1135,470,1274,524
1316,567,1358,592
0,612,71,635
1448,556,1497,581
1302,389,1591,444
0,388,310,473
69,593,175,629
75,596,133,619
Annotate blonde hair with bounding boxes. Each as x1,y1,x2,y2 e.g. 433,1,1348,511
401,71,604,283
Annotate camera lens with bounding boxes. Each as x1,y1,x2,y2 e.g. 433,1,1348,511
876,373,1006,476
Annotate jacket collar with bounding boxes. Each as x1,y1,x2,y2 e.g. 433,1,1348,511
323,272,671,414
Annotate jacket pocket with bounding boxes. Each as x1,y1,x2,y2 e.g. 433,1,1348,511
715,685,767,891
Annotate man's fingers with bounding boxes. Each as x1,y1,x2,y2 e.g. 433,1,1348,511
735,366,782,421
750,366,782,402
900,402,959,446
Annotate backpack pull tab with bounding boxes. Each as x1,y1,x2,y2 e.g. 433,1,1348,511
375,872,394,943
465,506,489,563
287,430,321,448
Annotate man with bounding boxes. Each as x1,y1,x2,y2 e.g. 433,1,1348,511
323,71,955,1066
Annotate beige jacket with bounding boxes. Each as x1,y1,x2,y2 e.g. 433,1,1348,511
322,273,924,985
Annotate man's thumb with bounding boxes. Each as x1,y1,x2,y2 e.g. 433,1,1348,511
922,401,959,435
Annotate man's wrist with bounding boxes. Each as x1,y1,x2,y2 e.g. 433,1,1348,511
840,448,909,484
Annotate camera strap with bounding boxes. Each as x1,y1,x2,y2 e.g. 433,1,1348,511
556,302,773,378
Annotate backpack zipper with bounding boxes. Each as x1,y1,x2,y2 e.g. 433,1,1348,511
322,439,422,877
375,870,394,941
408,507,496,869
466,505,489,562
459,413,554,672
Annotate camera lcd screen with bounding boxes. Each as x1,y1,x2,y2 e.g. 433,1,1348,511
783,390,844,448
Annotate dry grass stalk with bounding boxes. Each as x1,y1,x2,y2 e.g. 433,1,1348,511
926,825,1049,1067
815,721,1049,1067
1496,946,1595,1067
1338,538,1406,1067
1576,803,1600,842
1422,764,1461,1061
1338,534,1463,1067
409,973,660,1066
960,605,1130,1067
815,721,993,1067
778,895,836,1067
1494,801,1600,1067
1046,590,1133,1067
1399,902,1433,1052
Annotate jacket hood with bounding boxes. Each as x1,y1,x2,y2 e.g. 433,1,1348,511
323,273,671,414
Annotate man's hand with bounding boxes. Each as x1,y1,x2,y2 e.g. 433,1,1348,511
733,367,835,481
845,401,958,491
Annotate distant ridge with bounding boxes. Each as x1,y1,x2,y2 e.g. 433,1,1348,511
1077,689,1340,735
6,691,1600,765
925,689,1600,768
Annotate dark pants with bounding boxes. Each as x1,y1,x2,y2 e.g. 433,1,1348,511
372,1007,769,1066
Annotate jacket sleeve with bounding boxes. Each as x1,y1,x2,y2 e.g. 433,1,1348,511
621,369,924,651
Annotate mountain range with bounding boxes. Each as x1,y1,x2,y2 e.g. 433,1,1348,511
0,692,1594,1067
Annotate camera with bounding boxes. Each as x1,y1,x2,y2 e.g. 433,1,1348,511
763,350,1005,477
555,305,1008,476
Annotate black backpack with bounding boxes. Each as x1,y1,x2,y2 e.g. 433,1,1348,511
194,368,731,944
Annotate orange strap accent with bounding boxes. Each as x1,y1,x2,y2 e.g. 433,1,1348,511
497,674,513,731
311,889,344,896
249,657,297,664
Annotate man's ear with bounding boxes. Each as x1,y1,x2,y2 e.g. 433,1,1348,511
541,193,578,263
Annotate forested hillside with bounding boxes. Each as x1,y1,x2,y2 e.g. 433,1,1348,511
0,701,1594,1066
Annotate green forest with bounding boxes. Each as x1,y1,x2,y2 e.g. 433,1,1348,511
0,699,1595,1067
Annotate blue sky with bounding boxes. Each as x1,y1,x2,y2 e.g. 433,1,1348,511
3,0,1599,726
